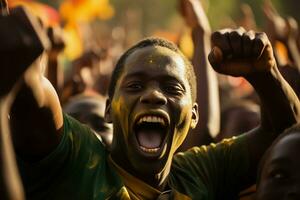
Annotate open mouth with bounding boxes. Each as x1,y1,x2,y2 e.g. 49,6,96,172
134,115,168,154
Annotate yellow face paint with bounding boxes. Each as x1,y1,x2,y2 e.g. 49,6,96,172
109,45,198,187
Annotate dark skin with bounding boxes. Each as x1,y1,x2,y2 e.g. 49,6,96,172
256,133,300,199
0,4,52,200
263,0,300,70
105,46,198,188
5,27,300,196
237,3,257,31
61,50,101,104
209,27,300,186
104,28,300,190
46,25,65,99
179,0,220,148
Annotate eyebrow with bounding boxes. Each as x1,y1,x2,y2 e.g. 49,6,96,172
269,157,291,165
123,71,186,86
122,72,187,94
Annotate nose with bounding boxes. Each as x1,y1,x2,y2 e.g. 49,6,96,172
287,183,300,199
140,88,167,106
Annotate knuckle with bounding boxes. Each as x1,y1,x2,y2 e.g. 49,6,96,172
229,30,242,39
247,30,256,39
242,31,254,43
259,31,267,38
254,37,265,49
211,31,222,39
256,32,268,41
237,26,246,33
220,28,232,34
211,31,223,43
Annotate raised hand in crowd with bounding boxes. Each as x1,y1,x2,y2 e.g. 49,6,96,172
179,0,220,149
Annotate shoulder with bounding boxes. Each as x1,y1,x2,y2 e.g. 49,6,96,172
174,135,247,161
63,113,107,150
172,135,250,176
170,135,251,198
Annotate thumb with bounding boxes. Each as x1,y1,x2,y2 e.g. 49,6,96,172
208,46,223,70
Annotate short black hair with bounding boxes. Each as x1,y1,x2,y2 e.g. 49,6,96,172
257,123,300,185
108,37,197,102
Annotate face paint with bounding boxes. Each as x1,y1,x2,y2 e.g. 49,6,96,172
107,46,198,184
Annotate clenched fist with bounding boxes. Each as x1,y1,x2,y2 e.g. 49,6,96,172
0,6,49,96
208,28,276,77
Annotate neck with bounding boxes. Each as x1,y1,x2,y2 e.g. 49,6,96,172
110,151,171,191
137,168,170,191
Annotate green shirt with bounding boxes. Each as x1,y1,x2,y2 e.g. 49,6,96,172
18,114,251,200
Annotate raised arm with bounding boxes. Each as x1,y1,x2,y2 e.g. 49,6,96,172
209,28,300,184
263,0,300,71
0,4,62,199
2,7,63,162
179,0,220,148
46,25,65,99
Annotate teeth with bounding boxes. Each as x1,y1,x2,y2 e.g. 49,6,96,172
137,115,166,125
140,146,160,153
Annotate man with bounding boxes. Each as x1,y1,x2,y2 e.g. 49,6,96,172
5,15,300,200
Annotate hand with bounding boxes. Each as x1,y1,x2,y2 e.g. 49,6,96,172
0,6,49,96
179,0,210,32
238,3,256,31
285,17,299,42
208,28,276,77
262,0,296,43
47,25,65,60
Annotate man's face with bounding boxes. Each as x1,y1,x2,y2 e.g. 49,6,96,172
256,133,300,200
106,46,198,175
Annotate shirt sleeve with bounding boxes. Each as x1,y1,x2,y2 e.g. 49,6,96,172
173,134,251,199
17,114,108,200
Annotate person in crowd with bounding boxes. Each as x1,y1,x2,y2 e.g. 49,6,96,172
263,0,300,98
46,24,65,100
178,0,220,149
63,94,113,147
256,123,300,200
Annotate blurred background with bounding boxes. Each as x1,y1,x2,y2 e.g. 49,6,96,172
8,0,300,60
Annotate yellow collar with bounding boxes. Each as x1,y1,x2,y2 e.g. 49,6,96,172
109,156,191,200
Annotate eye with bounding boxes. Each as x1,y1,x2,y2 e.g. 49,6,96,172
163,83,184,95
270,169,289,181
125,81,143,92
273,172,285,179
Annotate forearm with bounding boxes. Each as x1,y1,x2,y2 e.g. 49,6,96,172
246,63,300,135
239,64,300,186
47,56,64,99
192,26,220,137
10,62,63,161
287,39,300,72
0,83,25,200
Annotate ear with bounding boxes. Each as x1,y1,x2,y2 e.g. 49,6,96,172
104,99,113,123
190,103,199,129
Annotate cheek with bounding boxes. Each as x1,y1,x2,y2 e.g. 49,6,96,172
257,181,286,200
111,95,130,137
172,99,193,148
177,99,193,128
111,95,124,117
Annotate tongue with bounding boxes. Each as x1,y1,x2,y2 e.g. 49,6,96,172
137,130,162,149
